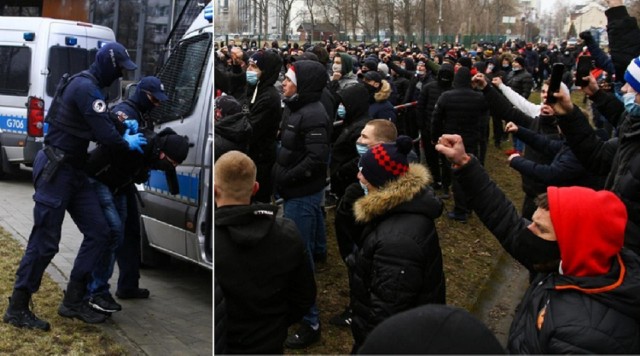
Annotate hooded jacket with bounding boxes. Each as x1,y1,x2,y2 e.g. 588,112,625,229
332,53,359,91
273,60,331,199
368,79,397,122
431,67,488,153
348,163,445,347
215,203,316,354
245,50,283,166
214,111,253,161
454,157,640,354
329,83,371,198
558,101,640,256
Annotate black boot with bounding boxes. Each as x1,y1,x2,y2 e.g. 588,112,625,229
3,289,50,331
58,280,107,324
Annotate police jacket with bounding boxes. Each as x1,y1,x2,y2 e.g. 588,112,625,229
348,164,445,346
273,61,331,199
214,203,316,354
557,103,640,256
509,125,605,190
329,84,371,198
45,66,128,162
245,50,282,166
432,68,488,153
481,84,560,197
454,157,640,354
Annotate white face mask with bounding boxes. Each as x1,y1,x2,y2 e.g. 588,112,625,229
332,63,342,74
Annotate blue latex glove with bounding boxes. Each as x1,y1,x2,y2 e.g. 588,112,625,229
123,119,139,134
123,128,147,153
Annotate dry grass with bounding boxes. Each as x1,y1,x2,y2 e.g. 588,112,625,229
0,228,126,355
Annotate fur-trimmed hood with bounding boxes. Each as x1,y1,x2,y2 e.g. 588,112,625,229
354,163,441,223
374,79,392,102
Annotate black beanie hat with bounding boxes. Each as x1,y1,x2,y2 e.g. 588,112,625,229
358,305,505,354
457,56,472,69
363,70,383,84
360,136,413,187
514,56,525,67
403,57,416,71
215,95,242,117
363,58,378,72
158,131,189,163
249,50,267,71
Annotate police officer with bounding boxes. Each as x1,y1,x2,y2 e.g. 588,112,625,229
85,76,173,313
3,42,147,330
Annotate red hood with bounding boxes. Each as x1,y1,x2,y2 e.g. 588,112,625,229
548,186,626,277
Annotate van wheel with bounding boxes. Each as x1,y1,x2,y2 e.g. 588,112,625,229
140,218,170,267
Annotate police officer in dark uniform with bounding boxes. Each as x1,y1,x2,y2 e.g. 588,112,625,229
3,42,148,330
85,76,174,313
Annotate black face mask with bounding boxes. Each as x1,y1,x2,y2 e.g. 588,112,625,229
513,228,561,273
366,83,378,95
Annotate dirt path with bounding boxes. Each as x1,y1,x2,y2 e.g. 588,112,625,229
470,251,530,348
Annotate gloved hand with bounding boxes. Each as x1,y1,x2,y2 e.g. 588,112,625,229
124,128,147,153
123,119,139,134
579,31,595,46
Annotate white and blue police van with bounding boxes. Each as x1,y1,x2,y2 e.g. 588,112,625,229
137,3,212,269
0,17,118,178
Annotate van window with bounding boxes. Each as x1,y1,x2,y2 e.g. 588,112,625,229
0,46,31,96
46,47,120,102
149,32,211,124
46,46,90,96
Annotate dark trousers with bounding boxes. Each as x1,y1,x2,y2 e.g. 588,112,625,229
116,185,142,292
421,128,442,184
15,150,110,292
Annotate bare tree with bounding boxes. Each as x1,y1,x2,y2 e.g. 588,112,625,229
276,0,297,40
305,0,316,42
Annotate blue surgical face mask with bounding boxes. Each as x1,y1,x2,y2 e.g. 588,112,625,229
337,104,346,118
356,143,368,156
623,92,640,116
246,70,258,85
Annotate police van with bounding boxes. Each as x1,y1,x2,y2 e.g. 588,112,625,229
0,17,118,178
136,3,212,269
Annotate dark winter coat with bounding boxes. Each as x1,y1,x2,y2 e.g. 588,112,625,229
509,125,605,190
432,67,488,154
215,203,316,354
214,111,252,162
273,60,331,199
454,157,640,354
368,80,397,122
481,84,561,198
348,164,445,347
505,68,534,100
557,103,640,256
605,5,640,84
416,64,454,131
245,50,282,167
329,84,371,198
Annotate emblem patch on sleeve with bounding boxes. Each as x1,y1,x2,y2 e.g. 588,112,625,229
92,99,107,113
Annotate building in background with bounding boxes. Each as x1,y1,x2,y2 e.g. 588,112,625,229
564,2,607,39
0,0,207,80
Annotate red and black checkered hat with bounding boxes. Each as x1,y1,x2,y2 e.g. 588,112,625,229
360,135,413,188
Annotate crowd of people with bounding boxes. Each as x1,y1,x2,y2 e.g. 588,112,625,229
214,0,640,353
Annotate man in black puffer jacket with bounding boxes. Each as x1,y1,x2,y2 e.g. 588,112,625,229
432,67,488,221
245,50,283,203
274,60,331,349
215,151,316,354
436,134,640,354
350,136,445,352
